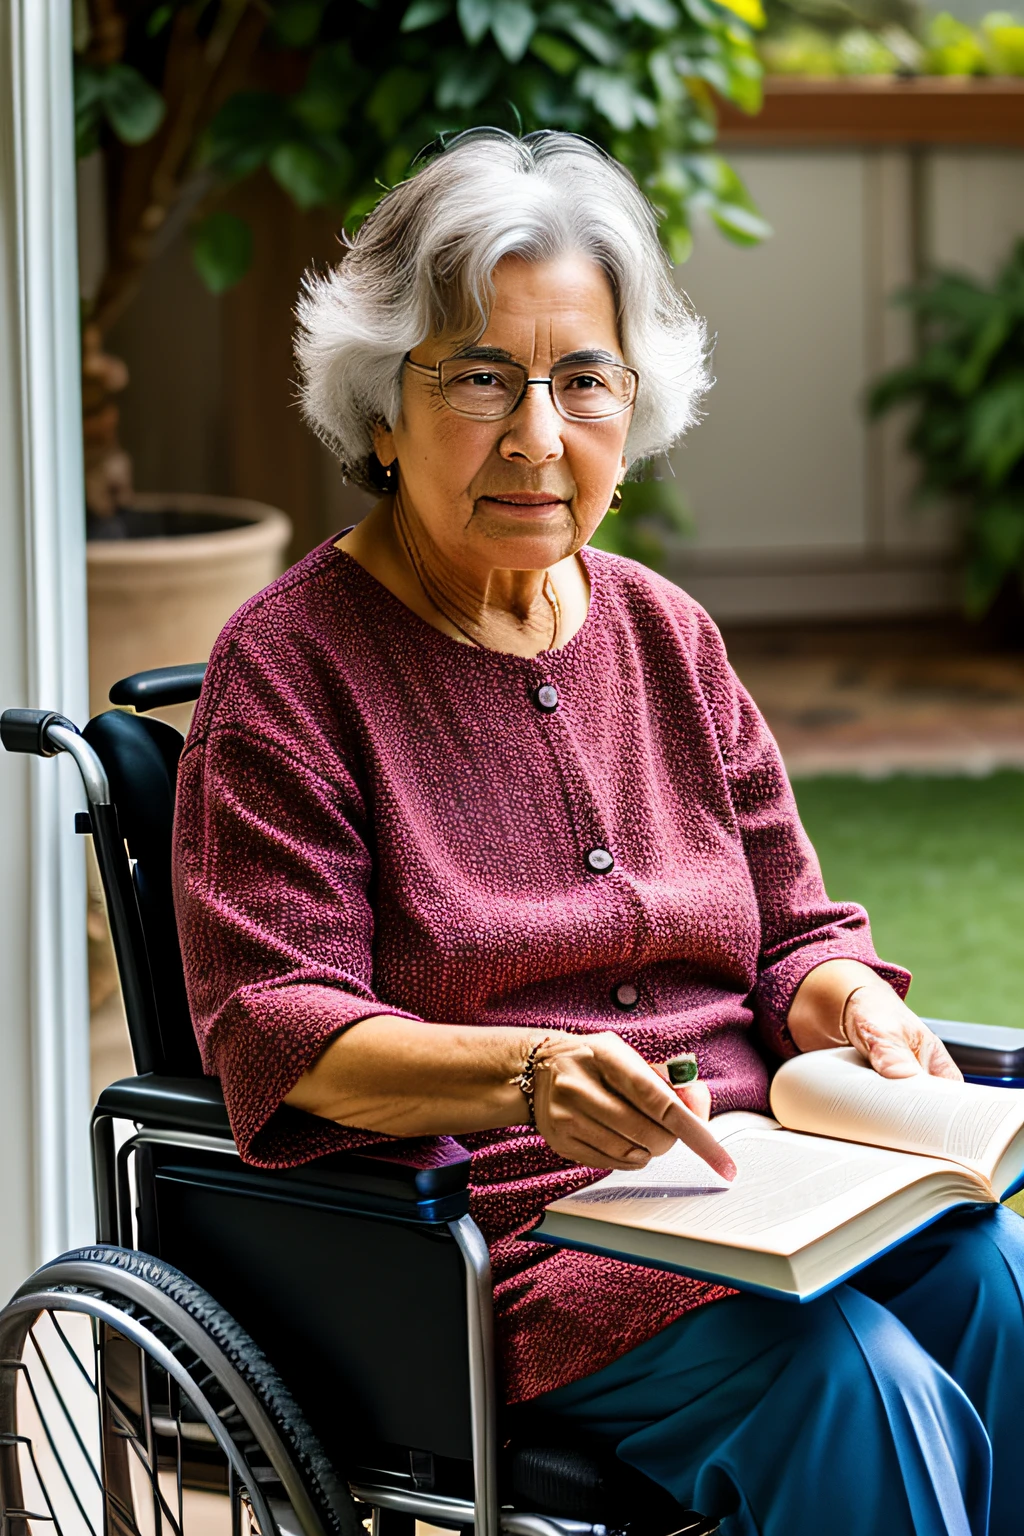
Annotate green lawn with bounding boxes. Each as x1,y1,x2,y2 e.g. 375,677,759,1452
792,772,1024,1030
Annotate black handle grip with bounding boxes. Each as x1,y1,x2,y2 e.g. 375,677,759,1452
1,708,77,757
109,663,206,712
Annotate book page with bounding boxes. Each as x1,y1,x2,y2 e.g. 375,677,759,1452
550,1123,965,1256
569,1113,769,1202
770,1048,1024,1181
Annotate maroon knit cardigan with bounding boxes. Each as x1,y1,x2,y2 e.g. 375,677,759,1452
171,540,909,1404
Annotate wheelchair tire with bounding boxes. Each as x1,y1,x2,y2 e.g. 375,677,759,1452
0,1244,363,1536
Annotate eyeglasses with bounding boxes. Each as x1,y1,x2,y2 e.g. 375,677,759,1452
404,354,639,422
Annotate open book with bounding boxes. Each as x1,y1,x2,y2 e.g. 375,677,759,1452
531,1048,1024,1301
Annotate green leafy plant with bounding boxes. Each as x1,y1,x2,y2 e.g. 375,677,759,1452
76,0,768,329
75,0,769,520
868,240,1024,619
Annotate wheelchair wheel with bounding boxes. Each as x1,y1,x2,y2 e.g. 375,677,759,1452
0,1245,361,1536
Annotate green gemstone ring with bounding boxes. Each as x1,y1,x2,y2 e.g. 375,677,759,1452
666,1053,699,1086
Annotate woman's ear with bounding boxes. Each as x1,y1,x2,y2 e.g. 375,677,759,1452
372,420,397,469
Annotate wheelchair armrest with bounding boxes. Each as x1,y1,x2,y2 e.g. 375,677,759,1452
96,1074,233,1135
94,1074,473,1216
924,1019,1024,1081
108,663,207,712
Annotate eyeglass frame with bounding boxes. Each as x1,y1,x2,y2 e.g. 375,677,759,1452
402,353,640,423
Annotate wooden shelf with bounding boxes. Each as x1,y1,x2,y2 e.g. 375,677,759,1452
716,77,1024,146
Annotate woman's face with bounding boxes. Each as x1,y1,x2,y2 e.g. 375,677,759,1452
375,252,632,573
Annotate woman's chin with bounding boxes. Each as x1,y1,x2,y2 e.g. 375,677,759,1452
472,499,578,562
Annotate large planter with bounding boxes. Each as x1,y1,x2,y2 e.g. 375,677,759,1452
86,492,292,731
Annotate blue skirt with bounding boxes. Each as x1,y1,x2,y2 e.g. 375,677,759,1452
533,1204,1024,1535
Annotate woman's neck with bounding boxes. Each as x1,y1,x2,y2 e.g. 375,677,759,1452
338,497,590,658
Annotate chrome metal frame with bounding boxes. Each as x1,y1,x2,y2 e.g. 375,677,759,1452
354,1484,598,1536
450,1216,498,1536
46,722,110,804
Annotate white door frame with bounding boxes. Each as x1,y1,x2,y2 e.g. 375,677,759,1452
0,0,93,1296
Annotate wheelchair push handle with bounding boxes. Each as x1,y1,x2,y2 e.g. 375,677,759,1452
1,707,111,805
1,706,78,757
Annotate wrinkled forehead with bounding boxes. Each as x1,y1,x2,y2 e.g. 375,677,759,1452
421,252,623,366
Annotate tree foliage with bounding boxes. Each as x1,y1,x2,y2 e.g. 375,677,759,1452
869,240,1024,618
75,0,767,307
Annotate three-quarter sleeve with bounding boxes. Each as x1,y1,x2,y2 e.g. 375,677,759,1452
173,719,422,1165
691,609,911,1059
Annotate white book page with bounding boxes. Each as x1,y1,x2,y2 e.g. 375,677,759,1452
770,1048,1024,1181
550,1122,959,1257
570,1112,776,1202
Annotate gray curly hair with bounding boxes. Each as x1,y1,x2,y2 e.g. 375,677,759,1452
295,128,710,494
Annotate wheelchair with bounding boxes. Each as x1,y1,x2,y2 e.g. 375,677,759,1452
3,666,1023,1536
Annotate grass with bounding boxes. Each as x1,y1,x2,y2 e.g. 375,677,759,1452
792,772,1024,1031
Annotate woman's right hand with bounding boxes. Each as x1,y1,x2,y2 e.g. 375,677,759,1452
531,1032,737,1181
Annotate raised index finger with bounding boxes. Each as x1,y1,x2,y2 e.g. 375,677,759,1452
659,1094,738,1181
600,1045,737,1181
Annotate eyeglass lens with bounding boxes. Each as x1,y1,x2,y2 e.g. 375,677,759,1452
437,359,636,419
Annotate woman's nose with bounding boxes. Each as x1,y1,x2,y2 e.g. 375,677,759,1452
499,381,564,463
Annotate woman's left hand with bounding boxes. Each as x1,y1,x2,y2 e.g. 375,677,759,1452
842,981,963,1082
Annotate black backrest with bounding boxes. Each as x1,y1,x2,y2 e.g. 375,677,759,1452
84,665,207,1077
88,668,480,1477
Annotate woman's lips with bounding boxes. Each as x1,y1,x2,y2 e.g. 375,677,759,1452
479,494,568,514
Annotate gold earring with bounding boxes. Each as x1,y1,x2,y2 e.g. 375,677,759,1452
384,460,398,491
609,484,623,513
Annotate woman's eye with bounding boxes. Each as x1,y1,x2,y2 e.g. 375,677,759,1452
452,371,504,388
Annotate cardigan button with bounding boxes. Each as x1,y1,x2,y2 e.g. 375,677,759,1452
612,981,639,1010
586,847,614,874
534,684,559,712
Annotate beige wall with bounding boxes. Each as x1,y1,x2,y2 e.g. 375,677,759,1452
669,148,1024,620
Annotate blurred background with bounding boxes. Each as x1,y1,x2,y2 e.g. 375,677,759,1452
73,0,1024,1097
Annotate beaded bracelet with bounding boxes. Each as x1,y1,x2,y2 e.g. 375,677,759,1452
509,1036,552,1128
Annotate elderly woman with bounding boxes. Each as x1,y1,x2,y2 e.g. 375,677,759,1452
173,130,1023,1536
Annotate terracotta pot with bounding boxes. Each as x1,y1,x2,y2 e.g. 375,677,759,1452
86,492,292,731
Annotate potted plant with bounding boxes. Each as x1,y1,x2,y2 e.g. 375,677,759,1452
76,1,295,721
75,0,769,712
869,239,1024,644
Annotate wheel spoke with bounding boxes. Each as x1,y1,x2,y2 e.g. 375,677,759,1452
229,1462,241,1536
8,1355,98,1536
109,1400,183,1536
138,1343,162,1536
2,1279,320,1536
168,1376,183,1536
20,1431,68,1536
28,1327,103,1488
46,1316,97,1396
